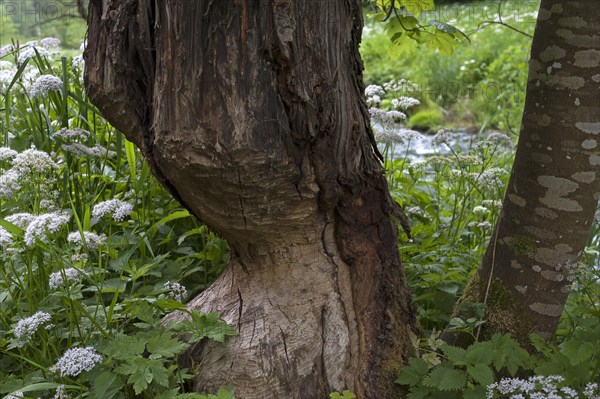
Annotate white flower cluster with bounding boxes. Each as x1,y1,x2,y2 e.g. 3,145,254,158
24,212,71,246
432,129,452,147
468,221,493,230
471,167,507,186
473,205,490,215
13,311,53,346
5,391,24,399
61,143,114,159
375,128,423,145
49,268,83,289
11,148,59,175
92,199,133,221
52,385,70,399
486,375,597,399
163,281,188,302
40,37,61,49
67,231,106,250
391,96,421,110
28,74,63,97
50,346,102,377
365,84,385,106
53,127,92,141
17,43,51,63
0,44,14,58
0,227,14,247
486,131,513,147
0,147,18,161
482,199,503,209
0,170,20,199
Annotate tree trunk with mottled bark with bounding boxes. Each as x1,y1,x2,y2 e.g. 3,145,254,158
446,0,600,348
84,1,417,398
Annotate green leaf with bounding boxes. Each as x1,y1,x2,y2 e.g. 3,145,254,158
146,332,189,359
400,0,434,16
423,365,466,391
92,371,121,399
560,339,595,365
490,334,531,375
396,357,429,386
167,311,237,343
466,341,493,365
440,344,467,365
100,334,147,360
463,385,487,399
424,31,456,56
466,364,494,386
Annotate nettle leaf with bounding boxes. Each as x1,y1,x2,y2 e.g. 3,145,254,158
396,357,430,386
463,385,487,399
441,344,467,365
466,341,494,365
406,385,434,399
400,0,434,16
146,332,189,359
466,363,494,386
423,364,466,391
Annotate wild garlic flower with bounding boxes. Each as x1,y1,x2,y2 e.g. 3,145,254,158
5,391,24,399
24,212,71,246
163,281,188,302
432,128,452,147
53,127,92,141
28,74,63,97
11,149,59,175
92,199,133,221
13,311,53,346
50,346,102,377
67,231,106,250
49,268,83,289
0,147,18,161
482,200,503,209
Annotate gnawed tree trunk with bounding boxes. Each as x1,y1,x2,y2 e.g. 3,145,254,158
446,0,600,348
84,1,417,398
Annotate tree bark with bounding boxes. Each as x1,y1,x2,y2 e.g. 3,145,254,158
446,0,600,348
84,1,417,398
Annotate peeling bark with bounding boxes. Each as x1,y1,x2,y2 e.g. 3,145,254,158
446,0,600,348
84,1,417,397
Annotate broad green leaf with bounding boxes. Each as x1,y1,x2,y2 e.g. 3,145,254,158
440,344,467,365
92,371,121,399
463,385,487,399
400,0,435,16
560,339,595,365
467,363,494,386
396,357,429,386
466,341,493,365
423,365,466,391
